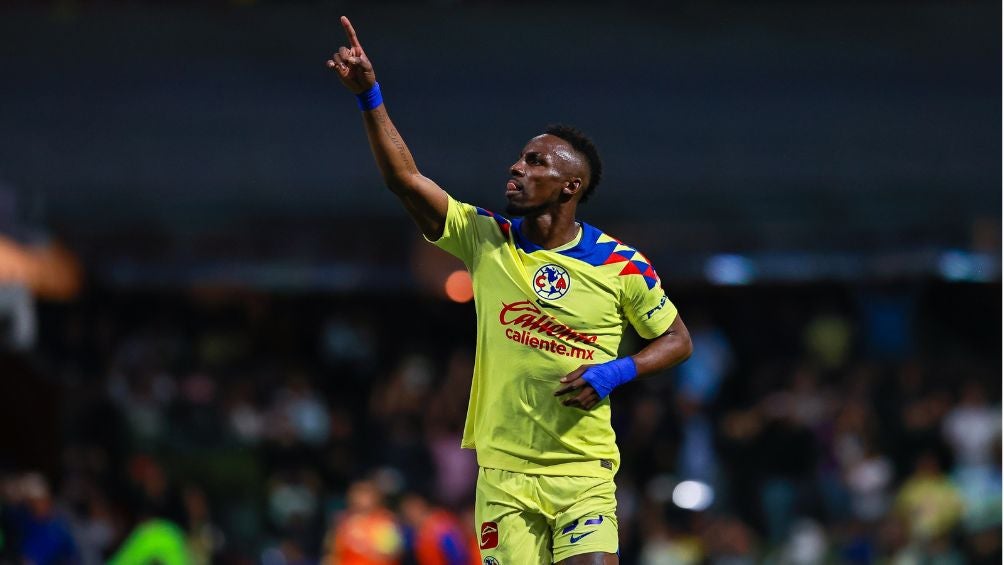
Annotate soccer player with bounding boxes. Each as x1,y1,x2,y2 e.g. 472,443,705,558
328,17,693,565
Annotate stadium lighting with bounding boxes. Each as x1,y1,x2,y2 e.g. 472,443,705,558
671,480,714,511
937,250,994,282
704,254,755,285
444,270,474,302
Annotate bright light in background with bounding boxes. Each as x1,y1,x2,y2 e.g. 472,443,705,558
705,254,755,285
672,480,714,511
938,250,972,281
937,250,993,282
444,270,473,302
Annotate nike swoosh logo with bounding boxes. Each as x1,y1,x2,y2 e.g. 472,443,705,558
570,531,596,544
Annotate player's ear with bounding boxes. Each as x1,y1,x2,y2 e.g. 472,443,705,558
563,178,583,198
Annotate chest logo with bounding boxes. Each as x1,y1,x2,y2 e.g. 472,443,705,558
533,264,571,300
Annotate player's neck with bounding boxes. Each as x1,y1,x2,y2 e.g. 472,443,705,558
519,209,580,250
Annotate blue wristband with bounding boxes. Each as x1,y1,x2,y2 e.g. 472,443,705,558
581,357,637,401
355,82,383,111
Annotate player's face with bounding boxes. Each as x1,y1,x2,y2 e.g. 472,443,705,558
505,134,583,216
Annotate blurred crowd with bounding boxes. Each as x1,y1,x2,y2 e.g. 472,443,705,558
0,283,1000,564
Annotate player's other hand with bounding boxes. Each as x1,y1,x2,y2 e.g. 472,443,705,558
326,16,376,94
554,365,601,410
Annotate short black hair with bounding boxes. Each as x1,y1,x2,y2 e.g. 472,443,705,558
544,124,603,204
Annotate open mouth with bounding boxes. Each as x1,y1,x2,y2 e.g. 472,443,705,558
505,179,522,196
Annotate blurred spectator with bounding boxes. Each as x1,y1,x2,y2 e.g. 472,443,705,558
320,316,376,368
107,518,191,565
69,491,117,565
399,493,472,565
830,388,894,523
697,514,757,565
756,367,832,543
638,520,703,565
181,486,222,565
267,468,322,548
942,380,1000,468
887,362,953,475
675,398,718,485
673,315,732,487
1,472,79,564
370,354,436,486
802,309,853,371
225,381,266,445
106,366,173,448
126,456,180,522
675,315,733,406
261,538,313,565
770,518,828,565
423,349,478,508
842,440,894,524
893,452,964,543
952,458,1002,538
2,283,997,563
323,479,403,565
456,506,481,565
268,375,331,447
0,284,36,351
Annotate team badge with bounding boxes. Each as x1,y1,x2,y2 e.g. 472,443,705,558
483,558,500,565
480,521,499,549
533,264,571,300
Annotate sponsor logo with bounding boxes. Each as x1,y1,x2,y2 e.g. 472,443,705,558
480,521,499,550
499,301,597,345
499,301,597,359
644,295,668,320
504,328,595,359
483,558,500,565
533,264,570,300
564,515,604,544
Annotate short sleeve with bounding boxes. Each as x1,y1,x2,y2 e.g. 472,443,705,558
622,270,679,340
424,195,481,265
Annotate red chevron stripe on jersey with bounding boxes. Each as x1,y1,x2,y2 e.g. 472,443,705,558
476,206,511,237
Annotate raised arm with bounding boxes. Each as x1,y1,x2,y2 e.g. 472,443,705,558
327,16,449,240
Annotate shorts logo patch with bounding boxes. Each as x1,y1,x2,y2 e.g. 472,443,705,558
483,557,500,565
566,515,604,544
533,264,571,300
480,521,499,549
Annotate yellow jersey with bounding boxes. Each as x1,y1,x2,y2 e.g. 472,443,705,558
429,196,678,478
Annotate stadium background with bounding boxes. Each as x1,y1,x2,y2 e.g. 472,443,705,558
0,0,1000,563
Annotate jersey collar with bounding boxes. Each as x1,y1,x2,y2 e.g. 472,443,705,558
511,217,609,264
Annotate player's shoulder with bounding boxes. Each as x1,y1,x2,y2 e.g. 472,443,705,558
464,202,513,239
555,221,649,266
561,222,661,290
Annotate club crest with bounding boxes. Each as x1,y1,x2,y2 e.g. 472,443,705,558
533,264,571,300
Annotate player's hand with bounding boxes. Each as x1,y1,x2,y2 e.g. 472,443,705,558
326,16,376,94
554,365,602,410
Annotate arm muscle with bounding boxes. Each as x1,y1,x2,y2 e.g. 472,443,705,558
361,105,448,240
631,314,693,377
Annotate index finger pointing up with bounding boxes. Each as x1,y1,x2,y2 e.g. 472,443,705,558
340,16,363,51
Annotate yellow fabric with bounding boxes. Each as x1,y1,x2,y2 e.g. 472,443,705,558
428,195,678,478
895,475,964,540
474,467,618,563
